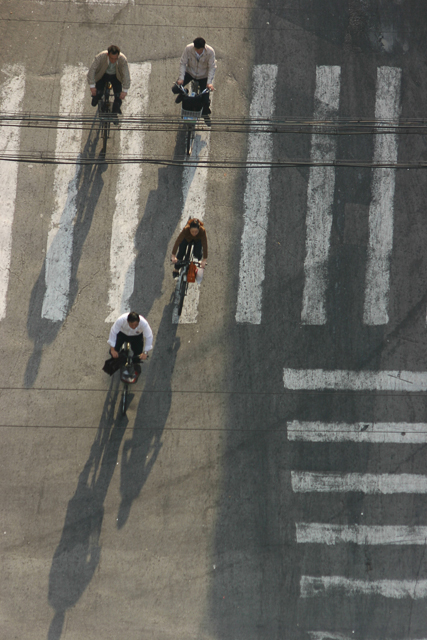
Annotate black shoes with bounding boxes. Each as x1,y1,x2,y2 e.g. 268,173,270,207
172,270,180,279
91,95,99,107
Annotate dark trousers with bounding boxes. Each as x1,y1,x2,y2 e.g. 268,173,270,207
177,239,202,261
95,73,122,112
182,73,210,115
114,331,143,356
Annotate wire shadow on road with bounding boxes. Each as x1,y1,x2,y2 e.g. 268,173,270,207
24,122,108,388
46,374,124,640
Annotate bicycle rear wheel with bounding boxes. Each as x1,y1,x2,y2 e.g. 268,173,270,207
101,117,110,154
121,383,128,416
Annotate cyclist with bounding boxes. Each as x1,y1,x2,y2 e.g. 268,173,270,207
175,37,216,124
108,312,153,366
87,45,131,115
171,218,208,278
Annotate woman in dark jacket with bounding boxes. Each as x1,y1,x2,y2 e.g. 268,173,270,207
171,218,208,278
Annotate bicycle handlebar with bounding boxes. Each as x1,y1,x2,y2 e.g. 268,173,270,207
174,82,210,96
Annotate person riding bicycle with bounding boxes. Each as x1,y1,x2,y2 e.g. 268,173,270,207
108,312,153,367
87,45,131,115
174,37,216,124
171,218,208,278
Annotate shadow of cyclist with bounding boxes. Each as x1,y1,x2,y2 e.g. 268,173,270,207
25,122,107,389
116,298,180,529
47,374,125,640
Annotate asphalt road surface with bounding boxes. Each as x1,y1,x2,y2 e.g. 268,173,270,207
2,1,427,639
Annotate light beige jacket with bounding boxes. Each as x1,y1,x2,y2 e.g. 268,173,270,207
179,44,217,84
87,51,131,91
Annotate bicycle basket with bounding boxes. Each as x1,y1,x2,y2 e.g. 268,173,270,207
187,262,197,283
181,95,204,120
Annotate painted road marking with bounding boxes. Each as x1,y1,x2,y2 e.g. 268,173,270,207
287,420,427,443
283,368,427,391
363,67,402,325
172,128,211,324
301,65,341,325
105,62,151,322
41,65,86,322
235,64,277,324
292,472,427,494
301,575,427,599
308,634,427,640
296,523,427,545
0,64,25,321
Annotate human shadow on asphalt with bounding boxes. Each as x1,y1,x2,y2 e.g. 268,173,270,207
116,299,180,528
47,374,124,640
24,122,107,389
130,135,185,317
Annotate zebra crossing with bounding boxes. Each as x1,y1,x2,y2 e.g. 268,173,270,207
0,62,410,326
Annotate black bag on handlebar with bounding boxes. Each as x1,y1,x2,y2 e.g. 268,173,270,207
182,94,209,112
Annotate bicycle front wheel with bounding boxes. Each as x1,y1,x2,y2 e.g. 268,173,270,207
121,383,128,416
186,124,195,156
177,274,187,316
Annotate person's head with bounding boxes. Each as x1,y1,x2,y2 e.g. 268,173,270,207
189,218,200,237
127,311,139,329
107,45,120,64
193,37,206,54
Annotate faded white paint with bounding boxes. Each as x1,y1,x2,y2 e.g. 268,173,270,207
106,62,151,322
172,129,210,324
283,368,427,391
301,575,427,599
0,64,25,320
235,64,277,324
287,420,427,443
42,65,86,321
363,67,402,325
292,472,427,494
301,65,341,325
309,634,427,640
296,523,427,545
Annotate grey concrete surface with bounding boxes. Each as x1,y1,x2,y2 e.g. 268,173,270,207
2,1,427,639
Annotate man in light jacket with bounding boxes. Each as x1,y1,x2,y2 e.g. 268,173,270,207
176,37,216,119
87,45,131,114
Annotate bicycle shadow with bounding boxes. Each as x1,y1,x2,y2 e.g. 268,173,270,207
116,298,180,529
46,375,125,640
24,120,107,388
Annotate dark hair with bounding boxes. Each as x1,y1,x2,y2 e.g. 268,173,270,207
108,45,121,55
127,311,139,324
193,37,206,49
189,218,200,229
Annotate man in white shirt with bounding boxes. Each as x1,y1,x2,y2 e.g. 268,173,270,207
108,311,153,361
176,37,217,121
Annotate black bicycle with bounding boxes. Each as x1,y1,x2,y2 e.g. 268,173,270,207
119,342,145,416
175,82,210,156
97,81,118,155
173,242,204,316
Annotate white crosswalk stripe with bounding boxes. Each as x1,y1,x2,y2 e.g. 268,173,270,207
292,471,427,494
172,128,211,324
283,368,427,391
301,576,427,599
301,65,341,325
0,64,26,321
288,420,427,443
235,64,277,324
105,62,151,322
296,523,427,545
42,65,86,322
363,66,402,325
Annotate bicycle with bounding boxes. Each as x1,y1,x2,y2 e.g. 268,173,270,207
175,81,210,156
97,81,118,155
119,342,146,416
173,242,205,316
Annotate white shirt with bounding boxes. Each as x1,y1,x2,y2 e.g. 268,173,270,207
108,313,153,351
